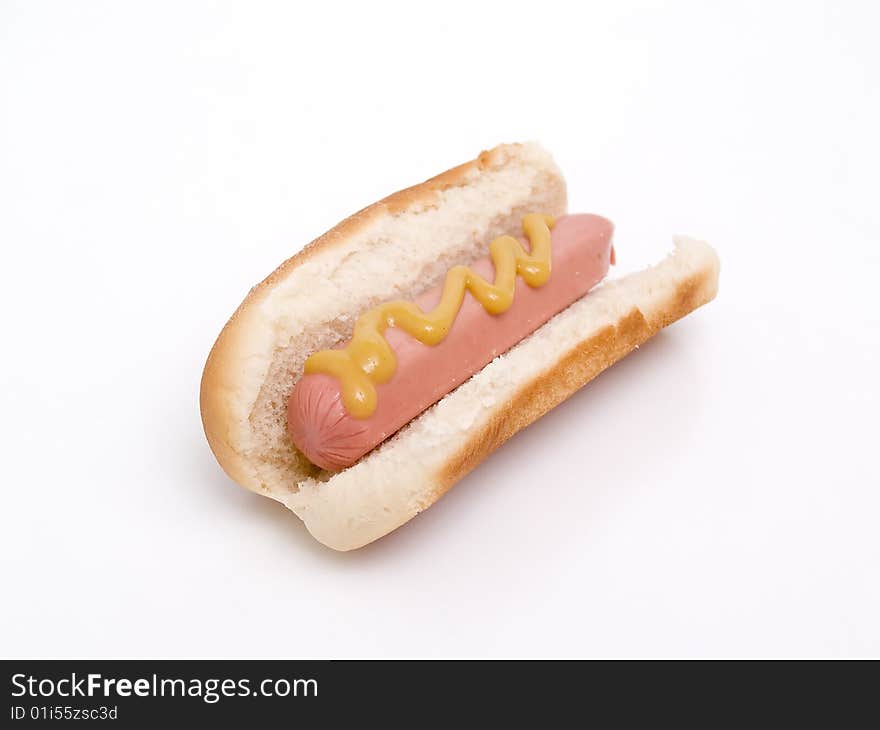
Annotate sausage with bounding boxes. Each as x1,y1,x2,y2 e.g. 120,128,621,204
287,214,615,471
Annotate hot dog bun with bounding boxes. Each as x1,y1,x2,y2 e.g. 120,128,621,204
200,142,720,550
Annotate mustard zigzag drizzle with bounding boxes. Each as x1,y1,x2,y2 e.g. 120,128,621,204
303,213,555,419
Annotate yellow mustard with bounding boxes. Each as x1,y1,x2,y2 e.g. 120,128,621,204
303,213,555,418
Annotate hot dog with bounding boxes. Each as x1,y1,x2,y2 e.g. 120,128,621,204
288,214,615,471
201,143,720,550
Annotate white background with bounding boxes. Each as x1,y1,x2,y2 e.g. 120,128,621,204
2,1,878,658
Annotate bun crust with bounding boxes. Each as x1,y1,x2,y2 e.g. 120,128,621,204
200,143,719,550
438,270,715,495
